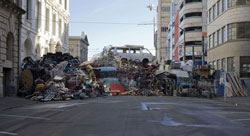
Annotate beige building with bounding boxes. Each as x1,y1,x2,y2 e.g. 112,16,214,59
157,0,171,64
0,0,25,97
207,0,250,81
20,0,70,62
69,32,89,62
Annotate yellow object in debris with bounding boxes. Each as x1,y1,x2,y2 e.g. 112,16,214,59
86,65,93,73
36,83,45,89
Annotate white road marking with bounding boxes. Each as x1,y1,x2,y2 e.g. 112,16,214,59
141,102,176,111
57,103,87,108
233,118,250,121
0,114,50,120
0,131,18,136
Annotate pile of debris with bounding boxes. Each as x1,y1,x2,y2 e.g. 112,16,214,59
19,52,104,102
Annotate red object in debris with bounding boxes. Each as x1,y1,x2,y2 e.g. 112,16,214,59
110,84,124,95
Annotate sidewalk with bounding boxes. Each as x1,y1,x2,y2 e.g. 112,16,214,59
0,97,37,111
214,96,250,108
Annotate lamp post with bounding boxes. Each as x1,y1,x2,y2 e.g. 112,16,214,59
147,4,157,58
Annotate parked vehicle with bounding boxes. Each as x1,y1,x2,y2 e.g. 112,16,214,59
110,45,154,64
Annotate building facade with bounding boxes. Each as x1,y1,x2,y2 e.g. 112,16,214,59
0,0,25,97
157,0,171,64
20,0,70,62
207,0,250,80
69,32,89,62
170,0,207,63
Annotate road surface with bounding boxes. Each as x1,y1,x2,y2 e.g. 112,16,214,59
0,96,250,136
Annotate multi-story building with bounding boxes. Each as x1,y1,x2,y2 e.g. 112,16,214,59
69,32,89,62
0,0,25,97
207,0,250,85
20,0,70,62
166,0,178,60
157,0,171,64
170,0,207,63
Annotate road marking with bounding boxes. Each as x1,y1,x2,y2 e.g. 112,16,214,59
0,131,18,136
0,114,50,120
141,102,176,111
57,103,87,108
233,118,250,121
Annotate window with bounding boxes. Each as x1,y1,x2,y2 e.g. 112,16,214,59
222,26,226,43
161,6,170,12
217,0,221,16
209,8,212,22
65,0,67,10
213,5,216,19
37,1,41,29
185,12,202,18
228,24,232,40
185,27,202,32
214,61,217,70
26,0,31,19
227,22,250,40
240,56,250,77
45,8,50,32
227,57,235,72
222,58,226,71
52,14,56,35
58,19,62,37
213,32,217,47
217,59,221,70
161,27,167,32
222,0,226,12
236,22,250,39
209,35,213,48
228,0,232,8
6,33,14,61
217,29,222,45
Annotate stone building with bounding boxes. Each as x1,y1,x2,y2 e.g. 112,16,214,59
20,0,70,61
69,32,89,62
207,0,250,86
0,0,25,97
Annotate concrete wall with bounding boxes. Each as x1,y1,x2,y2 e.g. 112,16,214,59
207,0,250,78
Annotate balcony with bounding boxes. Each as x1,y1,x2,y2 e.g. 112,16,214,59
180,1,202,18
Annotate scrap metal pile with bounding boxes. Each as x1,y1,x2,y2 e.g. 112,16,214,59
19,52,104,102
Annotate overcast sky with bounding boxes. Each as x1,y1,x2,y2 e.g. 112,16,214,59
69,0,158,60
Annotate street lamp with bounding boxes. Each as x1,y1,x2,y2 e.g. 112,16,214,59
170,24,186,62
147,4,157,59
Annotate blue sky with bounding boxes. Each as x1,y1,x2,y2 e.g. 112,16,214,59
69,0,158,60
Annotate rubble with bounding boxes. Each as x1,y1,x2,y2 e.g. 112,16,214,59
19,52,104,102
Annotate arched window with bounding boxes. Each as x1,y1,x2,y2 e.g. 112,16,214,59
6,33,14,61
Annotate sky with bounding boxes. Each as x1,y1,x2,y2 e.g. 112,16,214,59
69,0,158,60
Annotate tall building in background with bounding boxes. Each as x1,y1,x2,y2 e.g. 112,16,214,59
69,32,89,62
168,0,207,64
20,0,70,61
157,0,171,64
207,0,250,85
0,0,25,97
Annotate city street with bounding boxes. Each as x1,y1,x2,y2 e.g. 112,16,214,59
0,96,250,136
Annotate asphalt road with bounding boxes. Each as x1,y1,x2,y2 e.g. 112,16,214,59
0,96,250,136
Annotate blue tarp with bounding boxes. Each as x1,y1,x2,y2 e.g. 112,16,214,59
97,67,117,72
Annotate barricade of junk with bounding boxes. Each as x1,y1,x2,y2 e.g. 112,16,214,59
19,50,250,102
